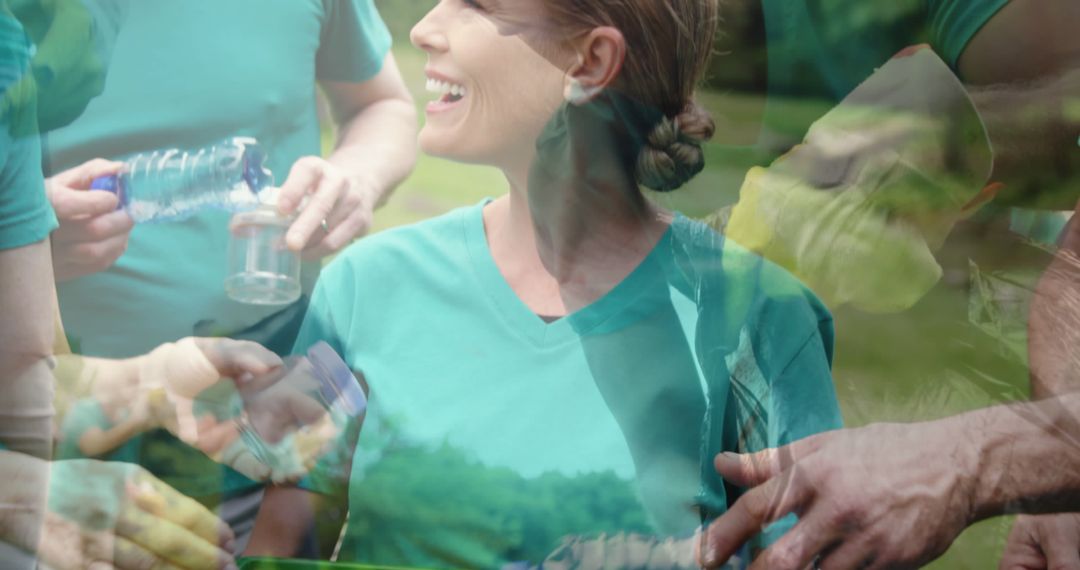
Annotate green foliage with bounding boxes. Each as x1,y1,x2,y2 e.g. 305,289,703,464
344,441,652,567
374,0,435,45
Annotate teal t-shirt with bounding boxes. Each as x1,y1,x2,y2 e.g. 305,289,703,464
55,398,140,463
41,0,391,498
757,0,1010,152
0,7,56,250
46,0,391,358
293,201,843,568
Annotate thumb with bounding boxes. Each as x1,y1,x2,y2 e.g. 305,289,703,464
196,339,283,382
714,433,829,487
714,450,782,488
53,158,126,189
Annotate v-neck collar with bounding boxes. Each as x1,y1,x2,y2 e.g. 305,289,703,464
463,199,676,349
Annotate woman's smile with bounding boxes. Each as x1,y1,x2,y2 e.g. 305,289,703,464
424,70,468,115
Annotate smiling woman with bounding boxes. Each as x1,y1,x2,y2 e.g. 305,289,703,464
290,0,843,567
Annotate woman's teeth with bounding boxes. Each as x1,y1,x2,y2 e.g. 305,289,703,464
426,78,467,102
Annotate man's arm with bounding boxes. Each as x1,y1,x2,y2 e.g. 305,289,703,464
0,238,57,460
698,393,1080,570
277,53,418,259
957,0,1080,209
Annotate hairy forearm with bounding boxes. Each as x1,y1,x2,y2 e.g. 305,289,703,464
326,93,417,210
969,392,1080,519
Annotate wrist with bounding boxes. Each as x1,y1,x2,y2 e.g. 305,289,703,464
965,406,1015,521
138,337,219,398
138,338,220,444
966,397,1080,519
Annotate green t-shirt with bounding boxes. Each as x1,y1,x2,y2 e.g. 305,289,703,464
293,201,843,568
55,398,140,463
757,0,1010,152
46,0,391,358
0,8,56,250
42,0,391,498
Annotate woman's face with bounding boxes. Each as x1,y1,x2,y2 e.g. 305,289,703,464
410,0,572,169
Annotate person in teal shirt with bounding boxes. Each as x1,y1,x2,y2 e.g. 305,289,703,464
39,0,418,553
0,0,55,250
290,0,842,566
0,3,239,568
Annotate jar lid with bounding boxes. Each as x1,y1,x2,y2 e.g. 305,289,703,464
307,341,366,417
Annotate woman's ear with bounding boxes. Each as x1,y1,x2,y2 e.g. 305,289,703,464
563,27,626,105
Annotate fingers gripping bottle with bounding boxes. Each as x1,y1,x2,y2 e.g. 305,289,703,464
90,136,274,223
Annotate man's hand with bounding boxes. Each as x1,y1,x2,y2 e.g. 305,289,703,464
999,514,1080,570
46,158,133,282
699,423,979,570
277,156,376,260
40,459,236,570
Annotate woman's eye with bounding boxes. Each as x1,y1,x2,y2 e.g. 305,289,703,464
462,0,486,10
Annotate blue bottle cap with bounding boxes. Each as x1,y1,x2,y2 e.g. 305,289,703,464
242,142,274,194
89,174,127,209
307,341,366,417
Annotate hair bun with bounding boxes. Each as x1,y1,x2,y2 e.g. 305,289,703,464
635,100,716,192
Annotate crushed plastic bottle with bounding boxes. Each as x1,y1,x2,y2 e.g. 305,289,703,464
90,136,274,223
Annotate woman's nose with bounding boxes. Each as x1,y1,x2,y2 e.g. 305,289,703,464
410,3,449,53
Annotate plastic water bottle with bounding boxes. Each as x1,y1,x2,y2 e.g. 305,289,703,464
91,136,274,223
233,341,366,482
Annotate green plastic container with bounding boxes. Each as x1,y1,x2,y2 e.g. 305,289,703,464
237,558,417,570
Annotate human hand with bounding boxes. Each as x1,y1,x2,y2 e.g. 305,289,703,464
699,423,979,570
151,338,334,483
191,337,283,388
277,156,376,260
40,459,236,570
125,392,159,431
999,513,1080,570
46,158,133,282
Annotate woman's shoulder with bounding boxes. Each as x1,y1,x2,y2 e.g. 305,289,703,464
325,201,482,275
668,214,831,324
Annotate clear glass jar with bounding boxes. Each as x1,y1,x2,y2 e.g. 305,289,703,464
225,202,301,305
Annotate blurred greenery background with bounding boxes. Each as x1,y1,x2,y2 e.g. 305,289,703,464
315,1,1029,567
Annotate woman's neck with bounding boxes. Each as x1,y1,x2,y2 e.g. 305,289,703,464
483,164,671,316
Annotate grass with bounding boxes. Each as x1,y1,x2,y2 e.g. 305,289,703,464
322,44,1024,569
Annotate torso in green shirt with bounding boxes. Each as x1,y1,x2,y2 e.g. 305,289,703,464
41,0,391,498
44,0,391,359
757,0,1010,153
293,201,843,568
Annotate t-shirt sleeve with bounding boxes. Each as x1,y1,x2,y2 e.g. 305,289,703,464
0,130,57,250
316,0,393,83
292,261,360,496
696,247,843,549
925,0,1011,68
1,13,57,250
755,316,844,545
